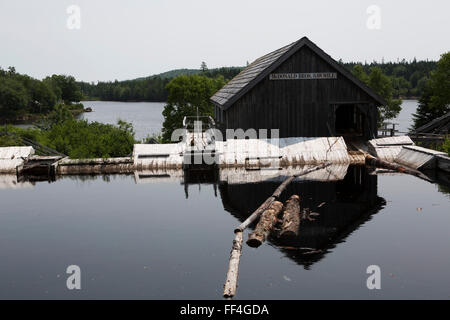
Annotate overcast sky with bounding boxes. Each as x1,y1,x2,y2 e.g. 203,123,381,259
1,0,449,82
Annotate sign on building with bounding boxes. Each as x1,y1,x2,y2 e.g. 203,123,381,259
270,72,337,80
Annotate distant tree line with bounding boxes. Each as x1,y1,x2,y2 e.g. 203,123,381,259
77,67,243,102
78,61,435,103
343,59,437,99
78,77,170,102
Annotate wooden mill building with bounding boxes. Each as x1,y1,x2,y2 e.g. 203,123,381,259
211,37,386,140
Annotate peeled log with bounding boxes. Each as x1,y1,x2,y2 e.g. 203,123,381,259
279,195,301,240
223,231,243,298
247,201,283,248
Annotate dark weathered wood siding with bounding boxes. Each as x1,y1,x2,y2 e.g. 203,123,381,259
215,46,379,139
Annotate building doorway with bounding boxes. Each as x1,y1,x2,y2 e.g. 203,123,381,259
335,104,365,137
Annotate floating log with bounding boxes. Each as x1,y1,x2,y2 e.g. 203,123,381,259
365,154,432,181
234,163,331,233
247,201,283,248
279,195,301,240
223,231,243,299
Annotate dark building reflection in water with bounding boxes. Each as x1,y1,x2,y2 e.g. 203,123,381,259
182,168,219,199
218,165,386,269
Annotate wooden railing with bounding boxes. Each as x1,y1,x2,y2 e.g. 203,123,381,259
378,122,399,137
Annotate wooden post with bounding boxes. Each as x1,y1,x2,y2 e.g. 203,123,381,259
279,195,301,240
223,231,243,299
247,201,283,248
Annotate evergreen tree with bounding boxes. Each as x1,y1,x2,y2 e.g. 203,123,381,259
201,61,208,72
412,52,450,131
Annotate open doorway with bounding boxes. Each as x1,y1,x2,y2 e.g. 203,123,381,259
335,104,365,137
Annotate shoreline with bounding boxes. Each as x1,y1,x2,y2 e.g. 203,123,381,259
0,109,85,125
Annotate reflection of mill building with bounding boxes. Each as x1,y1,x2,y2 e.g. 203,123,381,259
211,37,386,140
218,165,386,268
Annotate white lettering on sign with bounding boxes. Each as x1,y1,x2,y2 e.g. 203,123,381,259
269,72,337,80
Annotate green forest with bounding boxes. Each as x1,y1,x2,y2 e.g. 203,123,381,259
0,66,84,121
78,67,243,102
343,59,436,98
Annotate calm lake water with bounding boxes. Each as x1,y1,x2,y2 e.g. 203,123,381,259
79,101,165,141
394,100,418,133
0,166,449,299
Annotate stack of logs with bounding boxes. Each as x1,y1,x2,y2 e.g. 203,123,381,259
247,195,302,248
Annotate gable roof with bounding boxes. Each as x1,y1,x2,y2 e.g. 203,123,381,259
410,111,450,134
211,37,387,109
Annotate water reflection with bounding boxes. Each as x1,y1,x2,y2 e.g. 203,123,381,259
3,164,448,272
0,174,35,189
2,160,450,299
218,165,386,268
422,170,450,196
133,164,388,268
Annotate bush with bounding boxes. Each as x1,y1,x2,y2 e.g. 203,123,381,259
442,136,450,156
0,133,21,147
46,119,136,158
0,119,137,159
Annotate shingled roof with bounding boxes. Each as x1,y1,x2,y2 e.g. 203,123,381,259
211,37,387,109
411,111,450,134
